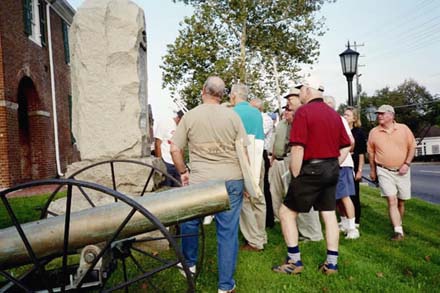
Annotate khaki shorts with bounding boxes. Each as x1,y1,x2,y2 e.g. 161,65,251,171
377,166,411,200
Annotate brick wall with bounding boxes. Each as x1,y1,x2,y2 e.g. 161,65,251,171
0,0,76,188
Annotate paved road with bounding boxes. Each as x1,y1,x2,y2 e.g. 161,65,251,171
362,163,440,204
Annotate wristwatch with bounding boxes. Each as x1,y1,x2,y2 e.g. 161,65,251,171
180,169,188,175
404,162,411,166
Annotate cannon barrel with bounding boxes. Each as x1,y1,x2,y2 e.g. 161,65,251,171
0,180,229,269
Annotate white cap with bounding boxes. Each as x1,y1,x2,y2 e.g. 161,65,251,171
283,86,300,99
375,104,395,114
295,73,324,92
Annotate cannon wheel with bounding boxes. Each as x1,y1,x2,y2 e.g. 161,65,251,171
0,178,202,292
39,159,206,282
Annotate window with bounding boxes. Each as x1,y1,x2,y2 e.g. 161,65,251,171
432,145,439,155
23,0,46,46
62,20,70,64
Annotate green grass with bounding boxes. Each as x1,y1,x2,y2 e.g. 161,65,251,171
0,191,66,229
1,186,439,292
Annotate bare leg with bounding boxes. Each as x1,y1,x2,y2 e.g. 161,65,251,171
387,196,402,227
398,199,405,221
341,196,355,219
320,211,339,251
279,204,298,247
336,200,346,217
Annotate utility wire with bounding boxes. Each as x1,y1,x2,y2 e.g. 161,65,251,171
360,0,437,44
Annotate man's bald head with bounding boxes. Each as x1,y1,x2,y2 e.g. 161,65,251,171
203,76,225,99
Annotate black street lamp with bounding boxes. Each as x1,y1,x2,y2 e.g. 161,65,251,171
339,42,360,106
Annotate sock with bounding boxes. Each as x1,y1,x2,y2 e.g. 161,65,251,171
326,250,338,266
340,216,347,230
348,218,356,230
287,246,301,263
394,226,404,235
340,216,347,224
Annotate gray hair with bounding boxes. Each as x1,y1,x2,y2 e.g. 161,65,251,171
323,95,336,109
250,98,263,110
230,83,249,101
204,76,225,98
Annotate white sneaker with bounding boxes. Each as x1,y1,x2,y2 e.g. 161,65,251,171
345,228,360,239
176,262,196,277
203,215,214,225
338,222,347,233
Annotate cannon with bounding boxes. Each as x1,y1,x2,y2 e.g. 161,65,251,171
0,160,229,292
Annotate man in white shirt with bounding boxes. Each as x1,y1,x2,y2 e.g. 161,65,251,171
324,96,359,239
250,98,275,228
154,110,184,187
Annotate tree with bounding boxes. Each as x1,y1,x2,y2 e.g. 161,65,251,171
162,0,332,110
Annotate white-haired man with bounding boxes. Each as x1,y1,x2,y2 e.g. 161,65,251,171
272,74,351,275
250,97,275,228
324,96,359,239
230,84,267,252
171,76,248,293
368,105,416,241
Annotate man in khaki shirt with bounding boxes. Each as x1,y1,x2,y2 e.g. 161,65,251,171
367,104,416,241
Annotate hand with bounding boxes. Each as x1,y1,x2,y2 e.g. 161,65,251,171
270,157,275,167
355,170,363,181
399,163,409,175
370,169,377,182
180,171,190,186
243,190,250,199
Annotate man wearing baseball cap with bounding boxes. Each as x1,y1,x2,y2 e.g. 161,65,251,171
272,74,351,275
269,88,323,242
367,104,416,241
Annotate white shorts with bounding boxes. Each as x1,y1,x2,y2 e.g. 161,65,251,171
377,166,411,200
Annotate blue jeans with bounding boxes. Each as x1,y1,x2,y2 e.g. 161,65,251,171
180,179,244,291
163,161,181,187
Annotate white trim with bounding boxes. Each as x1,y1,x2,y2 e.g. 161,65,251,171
28,110,51,117
28,0,42,47
0,100,19,110
47,3,64,177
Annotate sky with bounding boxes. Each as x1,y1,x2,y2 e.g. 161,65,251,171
68,0,440,120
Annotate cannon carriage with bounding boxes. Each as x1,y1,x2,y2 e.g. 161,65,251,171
0,160,228,292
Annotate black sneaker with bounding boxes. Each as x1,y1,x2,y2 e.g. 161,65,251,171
272,258,304,275
318,261,338,275
391,232,404,241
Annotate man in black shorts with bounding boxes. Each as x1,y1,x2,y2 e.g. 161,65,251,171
272,74,351,275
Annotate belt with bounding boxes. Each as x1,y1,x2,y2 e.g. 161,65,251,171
376,164,399,172
275,157,285,161
304,158,336,164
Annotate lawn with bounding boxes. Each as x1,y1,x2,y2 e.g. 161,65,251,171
0,185,439,292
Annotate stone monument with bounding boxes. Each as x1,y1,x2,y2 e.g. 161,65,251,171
70,0,149,160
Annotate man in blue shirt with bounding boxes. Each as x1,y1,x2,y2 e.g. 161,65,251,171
230,83,267,252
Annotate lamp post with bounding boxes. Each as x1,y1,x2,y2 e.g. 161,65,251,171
339,42,360,106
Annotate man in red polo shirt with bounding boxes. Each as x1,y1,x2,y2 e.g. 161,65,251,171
272,74,351,275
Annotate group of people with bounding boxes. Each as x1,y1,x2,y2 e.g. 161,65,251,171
152,74,416,293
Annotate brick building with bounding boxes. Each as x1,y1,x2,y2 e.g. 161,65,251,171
0,0,78,188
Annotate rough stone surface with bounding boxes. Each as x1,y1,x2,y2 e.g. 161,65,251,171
70,0,149,160
48,157,171,251
48,157,162,214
